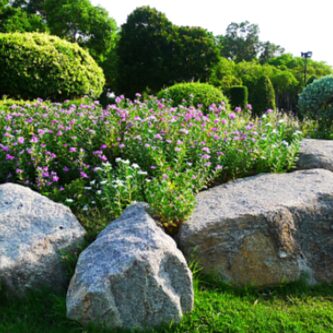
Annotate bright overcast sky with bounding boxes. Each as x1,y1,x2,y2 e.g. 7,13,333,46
91,0,332,66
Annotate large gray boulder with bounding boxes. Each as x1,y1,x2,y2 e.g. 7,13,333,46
0,183,86,297
178,169,333,287
298,139,333,171
67,203,193,331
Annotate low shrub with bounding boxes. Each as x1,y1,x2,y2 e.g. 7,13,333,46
158,82,229,111
228,86,248,110
0,97,302,231
0,32,105,100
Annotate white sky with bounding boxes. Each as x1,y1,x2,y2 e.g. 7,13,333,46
91,0,333,66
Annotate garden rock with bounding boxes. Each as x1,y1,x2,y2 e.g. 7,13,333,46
297,139,333,171
178,169,333,287
67,203,193,331
0,183,86,297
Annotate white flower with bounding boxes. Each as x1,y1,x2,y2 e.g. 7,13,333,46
100,180,108,185
132,163,140,169
82,205,89,211
96,190,102,195
138,170,148,175
65,198,74,203
281,140,289,146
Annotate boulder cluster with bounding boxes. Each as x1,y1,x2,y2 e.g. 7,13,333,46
1,139,333,330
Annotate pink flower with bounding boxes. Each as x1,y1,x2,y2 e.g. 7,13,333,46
6,154,15,160
202,154,210,160
69,147,77,153
17,137,24,144
229,113,236,120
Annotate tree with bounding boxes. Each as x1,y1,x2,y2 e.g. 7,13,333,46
116,6,175,96
259,41,284,63
44,0,117,63
0,0,46,32
220,21,261,62
171,26,219,83
209,57,241,91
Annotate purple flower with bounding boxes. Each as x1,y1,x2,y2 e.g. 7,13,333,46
201,154,211,160
6,154,15,160
69,147,77,153
229,113,236,120
17,137,24,144
80,171,88,179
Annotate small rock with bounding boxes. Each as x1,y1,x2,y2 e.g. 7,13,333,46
0,183,86,297
66,203,193,331
297,139,333,171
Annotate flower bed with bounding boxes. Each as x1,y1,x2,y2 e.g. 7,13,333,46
0,97,302,230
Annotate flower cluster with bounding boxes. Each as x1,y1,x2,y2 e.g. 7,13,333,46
0,97,302,229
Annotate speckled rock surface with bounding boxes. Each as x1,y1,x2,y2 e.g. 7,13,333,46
66,203,193,331
178,169,333,287
0,183,86,297
297,139,333,171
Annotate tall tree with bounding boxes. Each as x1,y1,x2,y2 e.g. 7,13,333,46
259,41,285,63
44,0,117,63
116,6,174,97
172,26,219,83
220,21,261,62
0,0,46,32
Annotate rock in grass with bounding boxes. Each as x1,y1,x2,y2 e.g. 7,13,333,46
66,203,193,331
297,139,333,171
178,169,333,287
0,183,86,297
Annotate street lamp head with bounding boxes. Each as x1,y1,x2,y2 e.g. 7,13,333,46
301,51,313,58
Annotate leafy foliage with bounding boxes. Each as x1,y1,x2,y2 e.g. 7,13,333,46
0,0,47,32
251,75,276,115
0,97,302,230
158,82,229,110
218,21,261,62
228,86,248,110
0,32,105,100
44,0,118,64
298,75,333,132
116,6,219,97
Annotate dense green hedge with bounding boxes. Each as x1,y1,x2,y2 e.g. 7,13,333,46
158,82,229,110
228,86,248,110
251,75,276,115
0,33,105,100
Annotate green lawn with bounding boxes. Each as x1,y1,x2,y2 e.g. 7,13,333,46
1,278,333,333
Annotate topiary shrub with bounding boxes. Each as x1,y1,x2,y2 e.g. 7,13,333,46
298,75,333,123
158,82,229,111
228,85,248,110
251,75,276,115
0,32,105,100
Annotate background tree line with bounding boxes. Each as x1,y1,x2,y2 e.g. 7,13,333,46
1,0,332,110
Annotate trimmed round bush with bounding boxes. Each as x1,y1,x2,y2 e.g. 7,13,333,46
0,33,105,100
228,85,248,110
298,75,333,121
158,82,229,110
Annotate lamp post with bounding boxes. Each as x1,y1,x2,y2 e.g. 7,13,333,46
301,51,312,86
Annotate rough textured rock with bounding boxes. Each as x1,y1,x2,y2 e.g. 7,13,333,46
0,183,86,297
67,203,193,331
298,139,333,171
178,169,333,287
